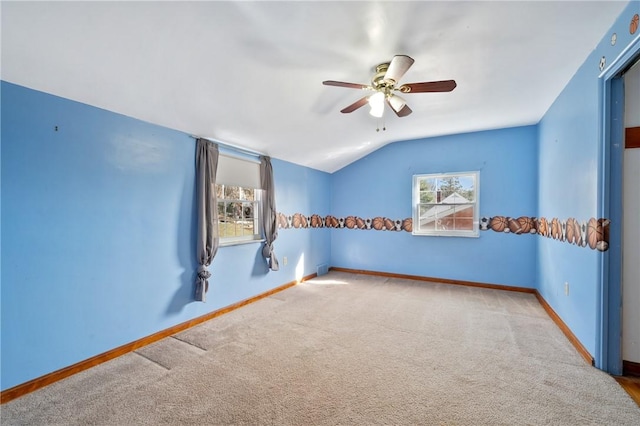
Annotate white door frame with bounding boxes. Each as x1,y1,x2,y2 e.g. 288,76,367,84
597,33,640,375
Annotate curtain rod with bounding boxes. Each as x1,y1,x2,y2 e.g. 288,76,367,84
190,135,265,158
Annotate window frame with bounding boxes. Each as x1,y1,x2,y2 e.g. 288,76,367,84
215,183,264,247
412,171,480,238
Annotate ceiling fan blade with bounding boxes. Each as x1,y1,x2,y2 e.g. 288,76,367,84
340,97,369,113
323,80,369,89
384,55,415,84
387,95,412,117
398,80,457,93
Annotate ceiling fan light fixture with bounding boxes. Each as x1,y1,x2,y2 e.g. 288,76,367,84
388,94,406,111
368,92,385,118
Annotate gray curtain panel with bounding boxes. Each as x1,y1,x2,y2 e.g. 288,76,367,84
260,156,279,271
195,139,220,302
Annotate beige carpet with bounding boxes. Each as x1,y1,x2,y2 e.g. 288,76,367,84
3,271,639,425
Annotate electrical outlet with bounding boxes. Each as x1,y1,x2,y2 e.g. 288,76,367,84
283,256,288,266
564,282,569,296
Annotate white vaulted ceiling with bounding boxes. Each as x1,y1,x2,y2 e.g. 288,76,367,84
1,1,629,172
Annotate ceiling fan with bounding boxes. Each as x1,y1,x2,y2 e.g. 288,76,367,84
323,55,456,118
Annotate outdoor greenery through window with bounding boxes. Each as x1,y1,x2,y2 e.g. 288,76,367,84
412,171,479,237
216,184,261,243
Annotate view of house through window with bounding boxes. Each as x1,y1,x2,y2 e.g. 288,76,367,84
412,171,479,237
216,184,261,242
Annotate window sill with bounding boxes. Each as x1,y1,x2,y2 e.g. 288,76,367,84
412,232,479,238
219,238,265,248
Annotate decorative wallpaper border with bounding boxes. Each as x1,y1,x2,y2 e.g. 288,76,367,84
480,216,610,252
277,212,610,252
278,213,413,232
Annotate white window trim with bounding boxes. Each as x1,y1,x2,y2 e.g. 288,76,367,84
216,152,263,246
412,171,480,238
216,189,263,246
219,236,265,247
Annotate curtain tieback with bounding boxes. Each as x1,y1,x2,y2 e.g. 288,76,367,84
197,265,211,280
262,243,273,259
196,265,211,302
262,242,279,271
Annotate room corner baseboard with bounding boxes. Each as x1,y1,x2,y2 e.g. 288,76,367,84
0,273,317,405
623,360,640,377
330,266,594,366
2,269,596,403
329,267,537,294
532,292,594,366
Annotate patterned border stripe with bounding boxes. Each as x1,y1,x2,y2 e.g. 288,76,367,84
277,213,413,233
479,216,610,252
277,212,610,252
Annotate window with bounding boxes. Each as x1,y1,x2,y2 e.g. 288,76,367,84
216,153,263,245
412,171,479,237
216,184,261,244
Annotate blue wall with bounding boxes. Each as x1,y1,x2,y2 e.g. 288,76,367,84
330,126,539,288
270,158,332,281
537,1,640,358
2,1,638,392
0,82,331,391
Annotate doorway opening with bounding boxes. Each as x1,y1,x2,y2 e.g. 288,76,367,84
598,35,640,376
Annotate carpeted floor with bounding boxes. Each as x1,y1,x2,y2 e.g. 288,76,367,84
3,271,640,425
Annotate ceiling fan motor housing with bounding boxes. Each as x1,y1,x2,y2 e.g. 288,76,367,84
372,62,395,92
